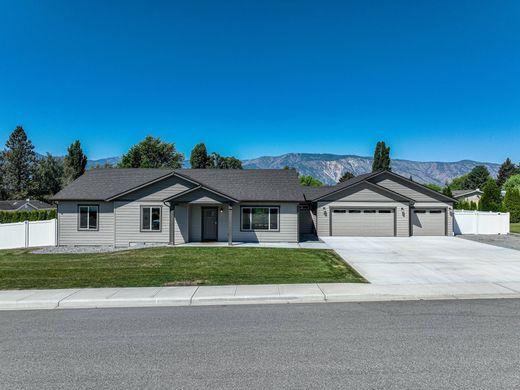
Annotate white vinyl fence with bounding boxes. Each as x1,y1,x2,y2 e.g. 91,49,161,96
0,219,57,249
454,211,510,235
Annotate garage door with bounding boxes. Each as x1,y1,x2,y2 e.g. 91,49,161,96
331,209,395,236
412,209,446,236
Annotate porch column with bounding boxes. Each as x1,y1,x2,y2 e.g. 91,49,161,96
228,204,233,246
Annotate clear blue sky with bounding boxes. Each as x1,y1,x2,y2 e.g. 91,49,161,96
0,0,519,162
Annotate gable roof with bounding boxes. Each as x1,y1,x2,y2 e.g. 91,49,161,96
309,170,457,203
52,168,304,202
0,199,54,211
453,189,483,198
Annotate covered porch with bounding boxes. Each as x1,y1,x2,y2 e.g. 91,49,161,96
166,186,238,245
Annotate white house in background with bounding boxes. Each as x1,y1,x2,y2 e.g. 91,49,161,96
452,189,483,204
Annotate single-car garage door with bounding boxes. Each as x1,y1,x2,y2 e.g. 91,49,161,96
412,209,446,236
331,209,395,236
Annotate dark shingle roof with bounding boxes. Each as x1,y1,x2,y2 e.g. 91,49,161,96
301,186,335,201
52,168,304,202
303,172,376,201
178,169,304,202
52,169,173,201
0,199,54,211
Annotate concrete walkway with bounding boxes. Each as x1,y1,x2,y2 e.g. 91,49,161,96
2,281,520,310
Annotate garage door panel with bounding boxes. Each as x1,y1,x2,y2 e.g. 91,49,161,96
331,209,395,236
412,209,445,236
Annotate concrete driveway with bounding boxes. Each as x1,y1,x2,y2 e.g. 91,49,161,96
322,236,520,285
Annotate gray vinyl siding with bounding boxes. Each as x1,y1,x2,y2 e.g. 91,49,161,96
57,201,114,246
233,203,298,243
114,201,170,247
172,188,231,204
317,201,410,237
113,176,195,246
323,183,404,202
371,175,448,203
118,175,194,201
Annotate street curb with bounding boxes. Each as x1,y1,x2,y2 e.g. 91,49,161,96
2,283,520,311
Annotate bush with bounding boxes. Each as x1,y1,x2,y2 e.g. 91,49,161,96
0,209,56,224
480,179,503,211
455,200,478,210
504,174,520,192
504,189,520,223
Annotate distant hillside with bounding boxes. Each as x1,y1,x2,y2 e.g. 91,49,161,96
242,153,501,185
37,152,501,185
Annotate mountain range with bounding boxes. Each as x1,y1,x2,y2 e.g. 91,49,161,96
80,153,500,186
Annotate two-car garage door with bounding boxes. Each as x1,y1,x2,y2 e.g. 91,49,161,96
331,209,395,236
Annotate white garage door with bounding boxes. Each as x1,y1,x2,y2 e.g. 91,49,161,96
412,209,446,236
331,209,395,236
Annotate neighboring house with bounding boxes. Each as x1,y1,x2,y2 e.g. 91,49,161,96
0,199,54,211
52,168,456,247
452,189,483,205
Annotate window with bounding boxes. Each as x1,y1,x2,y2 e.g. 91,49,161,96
430,210,443,214
348,210,361,213
241,207,279,231
363,210,377,213
414,210,426,214
78,205,98,230
333,209,346,213
378,210,392,214
141,206,161,231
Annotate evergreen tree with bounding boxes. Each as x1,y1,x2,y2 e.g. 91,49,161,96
372,141,391,172
504,188,520,223
2,126,36,198
463,165,491,190
63,140,88,184
479,178,502,211
190,143,210,168
442,185,454,198
338,171,355,183
119,136,183,169
299,175,323,187
496,158,517,188
0,152,6,200
31,154,64,199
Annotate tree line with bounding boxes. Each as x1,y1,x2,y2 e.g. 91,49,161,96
0,126,242,202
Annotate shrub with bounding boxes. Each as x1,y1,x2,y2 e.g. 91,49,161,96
0,209,56,224
480,179,502,211
504,188,520,223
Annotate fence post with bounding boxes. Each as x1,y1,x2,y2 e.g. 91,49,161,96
24,220,29,248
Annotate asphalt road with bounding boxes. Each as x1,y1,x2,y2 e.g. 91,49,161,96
2,300,520,389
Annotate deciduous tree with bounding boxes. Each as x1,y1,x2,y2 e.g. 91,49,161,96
119,136,183,169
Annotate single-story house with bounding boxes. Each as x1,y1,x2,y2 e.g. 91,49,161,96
452,189,483,204
51,168,456,247
0,199,54,211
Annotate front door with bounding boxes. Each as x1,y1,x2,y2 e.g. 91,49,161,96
202,207,218,241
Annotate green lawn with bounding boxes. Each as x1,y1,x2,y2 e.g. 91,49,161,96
511,223,520,234
0,247,366,290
